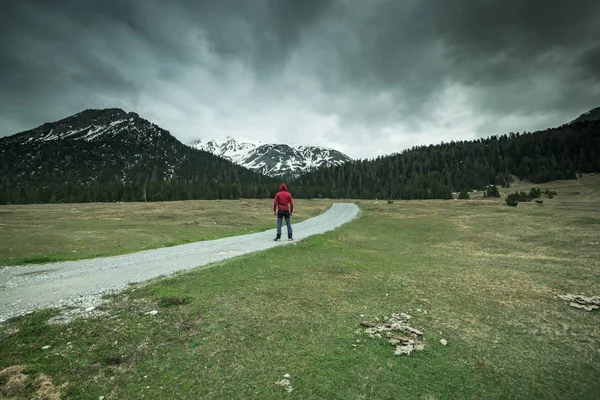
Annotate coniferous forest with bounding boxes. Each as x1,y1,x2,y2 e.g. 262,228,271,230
293,120,599,199
1,119,598,204
0,134,278,204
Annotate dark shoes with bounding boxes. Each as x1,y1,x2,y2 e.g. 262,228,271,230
273,238,279,241
288,237,294,241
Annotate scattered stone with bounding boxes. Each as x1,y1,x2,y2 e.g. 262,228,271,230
45,291,117,325
283,373,290,378
440,339,448,346
395,344,413,355
569,302,599,311
42,345,51,350
557,294,600,311
403,326,423,337
388,334,410,341
275,378,293,393
359,312,426,356
145,310,159,316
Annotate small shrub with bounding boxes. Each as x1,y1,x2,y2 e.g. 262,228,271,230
505,187,545,204
505,193,520,207
515,191,529,202
529,187,542,199
485,185,501,198
458,191,470,199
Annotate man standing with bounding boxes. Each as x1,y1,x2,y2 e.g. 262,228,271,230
273,183,294,241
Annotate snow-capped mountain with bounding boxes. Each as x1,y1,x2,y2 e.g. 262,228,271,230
189,137,352,178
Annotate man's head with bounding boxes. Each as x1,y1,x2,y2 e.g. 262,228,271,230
279,183,288,191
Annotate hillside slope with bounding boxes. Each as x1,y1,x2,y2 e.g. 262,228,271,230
0,109,276,203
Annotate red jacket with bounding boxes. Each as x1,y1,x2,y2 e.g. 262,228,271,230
274,184,294,213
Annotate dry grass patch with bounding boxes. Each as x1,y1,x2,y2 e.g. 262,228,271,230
0,365,27,396
448,271,554,303
472,250,569,262
0,365,65,400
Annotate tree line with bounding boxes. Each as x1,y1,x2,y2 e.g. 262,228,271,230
1,119,598,204
292,120,599,199
0,132,279,204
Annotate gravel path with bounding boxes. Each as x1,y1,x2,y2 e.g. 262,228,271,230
0,203,359,322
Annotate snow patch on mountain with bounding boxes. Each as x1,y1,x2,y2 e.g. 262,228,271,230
15,109,151,145
189,136,352,178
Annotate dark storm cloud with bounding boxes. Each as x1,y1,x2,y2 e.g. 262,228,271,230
0,0,599,157
298,0,600,131
434,0,600,117
0,0,146,130
0,0,334,134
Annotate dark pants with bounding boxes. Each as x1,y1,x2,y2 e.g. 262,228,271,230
276,210,293,239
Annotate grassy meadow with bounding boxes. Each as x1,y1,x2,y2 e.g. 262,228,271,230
1,176,599,399
0,199,333,266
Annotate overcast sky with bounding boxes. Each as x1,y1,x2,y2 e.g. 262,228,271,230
1,0,599,159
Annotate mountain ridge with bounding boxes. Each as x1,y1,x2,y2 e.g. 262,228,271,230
8,108,141,143
570,106,600,124
189,136,352,178
0,108,276,204
2,106,598,204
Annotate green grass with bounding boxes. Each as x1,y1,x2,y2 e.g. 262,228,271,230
1,177,600,399
0,199,332,266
